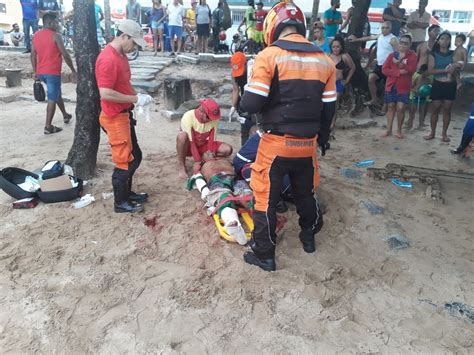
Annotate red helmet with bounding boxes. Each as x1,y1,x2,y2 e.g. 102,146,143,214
263,1,307,45
219,31,227,41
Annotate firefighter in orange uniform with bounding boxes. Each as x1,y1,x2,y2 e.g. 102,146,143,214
240,1,337,271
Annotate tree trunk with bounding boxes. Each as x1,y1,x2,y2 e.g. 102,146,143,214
103,0,112,43
309,0,320,41
66,0,101,179
346,0,371,116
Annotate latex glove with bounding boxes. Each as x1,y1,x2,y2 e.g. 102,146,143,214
228,106,236,122
236,116,247,124
136,93,153,106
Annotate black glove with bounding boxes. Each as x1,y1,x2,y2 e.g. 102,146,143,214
319,142,330,156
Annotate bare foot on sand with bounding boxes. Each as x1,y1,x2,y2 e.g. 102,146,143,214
405,121,413,130
179,169,188,180
395,133,405,139
424,134,435,140
441,135,451,143
381,131,392,138
416,123,426,130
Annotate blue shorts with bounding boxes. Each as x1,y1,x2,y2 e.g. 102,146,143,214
168,25,183,40
384,86,409,105
38,74,61,102
151,21,164,30
336,79,344,93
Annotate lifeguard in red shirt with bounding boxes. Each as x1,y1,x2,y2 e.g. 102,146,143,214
95,19,153,214
176,99,233,179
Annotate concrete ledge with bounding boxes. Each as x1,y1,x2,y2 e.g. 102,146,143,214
0,46,26,52
177,54,200,64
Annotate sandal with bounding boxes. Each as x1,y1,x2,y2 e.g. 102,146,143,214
63,113,72,124
44,125,63,135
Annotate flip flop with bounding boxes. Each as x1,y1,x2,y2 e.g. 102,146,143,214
441,137,451,143
423,135,435,140
63,113,72,124
44,125,63,135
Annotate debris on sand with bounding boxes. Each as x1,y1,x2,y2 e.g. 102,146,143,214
384,234,410,250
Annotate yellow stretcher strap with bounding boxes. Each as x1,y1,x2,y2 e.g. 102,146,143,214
212,210,254,243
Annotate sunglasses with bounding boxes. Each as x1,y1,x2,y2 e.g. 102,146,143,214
381,26,389,29
400,41,410,45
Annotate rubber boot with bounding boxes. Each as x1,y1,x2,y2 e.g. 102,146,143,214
128,176,148,203
243,251,276,272
114,177,143,213
299,228,316,253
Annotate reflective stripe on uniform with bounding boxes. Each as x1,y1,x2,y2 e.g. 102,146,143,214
245,86,269,97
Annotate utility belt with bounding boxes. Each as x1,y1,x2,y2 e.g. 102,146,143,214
265,130,316,139
260,132,318,158
120,105,136,126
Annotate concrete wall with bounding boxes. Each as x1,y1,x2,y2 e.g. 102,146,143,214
0,0,23,31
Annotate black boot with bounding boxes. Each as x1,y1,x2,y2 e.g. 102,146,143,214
129,191,149,203
113,175,144,213
243,251,276,272
299,228,316,253
128,176,148,203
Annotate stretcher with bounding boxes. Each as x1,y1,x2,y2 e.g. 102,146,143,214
188,173,254,245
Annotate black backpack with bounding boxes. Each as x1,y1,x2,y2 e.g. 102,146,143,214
34,79,46,102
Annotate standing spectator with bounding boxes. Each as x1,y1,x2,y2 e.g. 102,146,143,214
167,0,185,55
126,0,141,24
349,21,398,107
383,0,406,37
425,32,457,142
9,24,25,46
20,0,38,53
254,2,267,48
468,30,474,62
38,0,60,17
323,0,342,39
381,34,417,138
329,36,356,132
195,0,211,53
212,1,224,53
238,0,256,53
31,14,76,135
405,64,432,130
95,0,105,46
312,21,330,54
416,24,440,68
150,0,166,55
407,0,430,51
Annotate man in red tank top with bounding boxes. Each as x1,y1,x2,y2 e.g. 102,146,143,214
31,13,76,134
95,19,153,213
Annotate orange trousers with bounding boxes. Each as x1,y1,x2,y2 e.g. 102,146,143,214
99,112,133,170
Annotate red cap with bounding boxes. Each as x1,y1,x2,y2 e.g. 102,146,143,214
200,98,221,121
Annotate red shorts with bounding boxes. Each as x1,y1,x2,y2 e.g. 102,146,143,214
187,140,224,157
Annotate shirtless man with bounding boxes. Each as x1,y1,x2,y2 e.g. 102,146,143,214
416,24,440,69
190,155,252,245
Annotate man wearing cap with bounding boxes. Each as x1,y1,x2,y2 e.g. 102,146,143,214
230,51,254,145
95,19,153,213
312,21,331,54
176,99,233,179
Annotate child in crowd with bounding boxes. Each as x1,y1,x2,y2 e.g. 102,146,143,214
452,33,467,90
406,64,432,130
451,101,474,157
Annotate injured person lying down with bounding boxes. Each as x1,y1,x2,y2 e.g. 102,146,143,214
187,155,254,246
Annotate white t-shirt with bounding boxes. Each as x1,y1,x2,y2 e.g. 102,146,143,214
376,33,396,65
168,4,185,27
407,10,431,43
